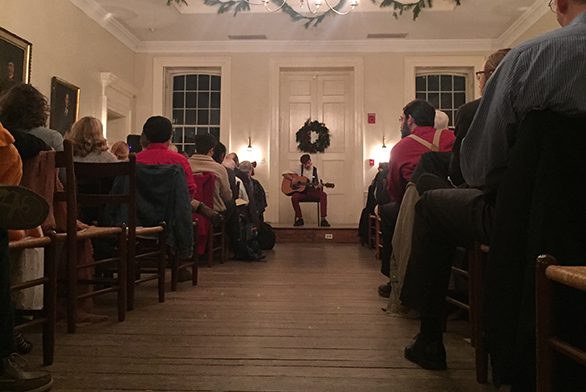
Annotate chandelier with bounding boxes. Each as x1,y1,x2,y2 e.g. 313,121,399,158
246,0,359,15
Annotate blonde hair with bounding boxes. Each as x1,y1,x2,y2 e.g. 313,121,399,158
111,141,130,161
485,48,511,74
65,116,108,157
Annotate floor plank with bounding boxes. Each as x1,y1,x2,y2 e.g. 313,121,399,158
25,243,494,391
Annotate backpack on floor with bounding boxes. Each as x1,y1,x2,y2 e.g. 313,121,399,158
258,221,275,250
233,223,265,262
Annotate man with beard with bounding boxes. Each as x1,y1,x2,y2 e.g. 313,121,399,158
377,99,455,297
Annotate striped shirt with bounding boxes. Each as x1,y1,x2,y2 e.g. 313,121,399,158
461,12,586,190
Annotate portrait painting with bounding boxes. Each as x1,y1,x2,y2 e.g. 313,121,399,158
50,77,80,135
0,27,32,96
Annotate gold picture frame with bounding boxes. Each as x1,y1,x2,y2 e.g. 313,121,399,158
50,77,80,135
0,27,32,96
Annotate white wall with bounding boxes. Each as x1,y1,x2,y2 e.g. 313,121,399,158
0,0,136,134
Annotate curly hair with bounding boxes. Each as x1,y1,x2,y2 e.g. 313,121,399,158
0,84,49,130
65,116,108,157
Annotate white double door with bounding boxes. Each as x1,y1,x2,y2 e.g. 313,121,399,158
278,70,359,225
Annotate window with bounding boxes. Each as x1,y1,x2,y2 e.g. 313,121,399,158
415,73,467,128
170,73,221,156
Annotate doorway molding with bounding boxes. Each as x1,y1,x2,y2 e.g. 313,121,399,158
267,57,365,223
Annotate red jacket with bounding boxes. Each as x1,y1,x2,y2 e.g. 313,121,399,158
387,126,455,203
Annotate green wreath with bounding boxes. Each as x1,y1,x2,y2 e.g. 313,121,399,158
296,119,330,153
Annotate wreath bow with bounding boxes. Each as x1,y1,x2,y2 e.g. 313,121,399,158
296,119,330,153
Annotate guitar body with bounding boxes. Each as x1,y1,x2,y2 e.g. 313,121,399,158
281,174,335,196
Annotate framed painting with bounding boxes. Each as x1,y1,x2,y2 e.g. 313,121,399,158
0,27,32,96
50,77,80,135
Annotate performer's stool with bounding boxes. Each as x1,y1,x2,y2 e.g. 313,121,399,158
299,197,321,226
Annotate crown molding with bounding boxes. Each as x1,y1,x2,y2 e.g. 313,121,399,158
68,0,140,50
497,0,549,47
135,38,497,54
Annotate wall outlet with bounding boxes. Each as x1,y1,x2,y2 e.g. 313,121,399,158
325,234,333,240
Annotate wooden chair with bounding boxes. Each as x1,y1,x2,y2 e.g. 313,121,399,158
170,220,199,291
9,231,57,365
536,254,586,392
375,215,382,260
54,140,127,333
193,173,226,267
298,197,321,226
444,242,489,384
368,214,377,249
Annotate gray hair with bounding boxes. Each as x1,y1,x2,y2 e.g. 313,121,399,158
239,160,253,174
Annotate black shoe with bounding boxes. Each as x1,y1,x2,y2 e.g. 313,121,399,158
0,186,49,230
404,334,447,370
0,353,53,392
293,218,304,227
378,282,391,298
320,218,330,227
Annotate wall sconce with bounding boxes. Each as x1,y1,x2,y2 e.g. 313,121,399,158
238,136,262,164
377,136,389,165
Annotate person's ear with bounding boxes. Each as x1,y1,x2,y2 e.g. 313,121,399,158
407,115,415,127
556,0,569,13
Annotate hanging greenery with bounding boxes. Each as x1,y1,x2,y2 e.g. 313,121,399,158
166,0,462,28
296,119,331,153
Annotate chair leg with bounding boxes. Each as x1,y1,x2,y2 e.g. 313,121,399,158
220,221,226,264
43,234,57,365
67,239,78,334
470,244,488,384
536,255,556,392
208,225,214,268
117,227,127,323
170,251,178,292
192,221,198,286
317,203,320,227
158,230,167,302
127,236,136,312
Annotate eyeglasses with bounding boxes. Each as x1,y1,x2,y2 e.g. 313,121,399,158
475,70,492,81
548,0,556,12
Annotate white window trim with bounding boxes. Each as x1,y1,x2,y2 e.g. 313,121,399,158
153,57,231,146
405,56,486,104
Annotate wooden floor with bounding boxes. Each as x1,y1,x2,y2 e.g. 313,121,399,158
28,243,494,391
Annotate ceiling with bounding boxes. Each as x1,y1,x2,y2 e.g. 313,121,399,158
72,0,550,51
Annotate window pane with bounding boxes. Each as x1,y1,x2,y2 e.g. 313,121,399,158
185,110,196,125
210,109,220,125
184,145,196,157
416,76,426,92
184,127,196,144
454,76,466,91
197,110,209,125
186,92,196,108
186,75,197,90
416,92,426,101
173,76,185,91
440,75,452,91
210,127,220,140
172,128,183,144
441,93,453,109
446,111,453,127
198,92,210,109
198,75,210,90
454,92,466,109
210,92,220,108
428,75,439,91
197,127,209,135
173,92,184,109
211,75,221,90
428,93,439,109
173,110,184,125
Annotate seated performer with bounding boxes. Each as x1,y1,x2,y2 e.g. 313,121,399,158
282,154,330,227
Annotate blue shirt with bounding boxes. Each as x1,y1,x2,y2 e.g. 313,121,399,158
461,12,586,190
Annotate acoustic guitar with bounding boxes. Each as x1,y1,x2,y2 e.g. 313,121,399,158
281,174,335,196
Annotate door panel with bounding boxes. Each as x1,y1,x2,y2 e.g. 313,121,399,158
279,70,357,225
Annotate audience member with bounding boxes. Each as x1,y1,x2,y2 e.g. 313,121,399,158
433,110,449,131
0,122,53,391
65,117,118,163
110,141,130,161
400,2,586,390
136,116,221,225
212,141,226,164
0,84,63,152
188,134,232,213
377,99,455,297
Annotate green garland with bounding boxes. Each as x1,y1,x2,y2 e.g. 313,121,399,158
167,0,462,28
296,119,330,153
